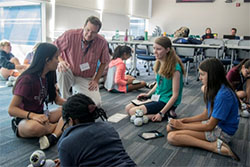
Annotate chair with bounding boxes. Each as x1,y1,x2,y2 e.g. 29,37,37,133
203,39,231,71
136,45,156,76
233,40,250,66
175,47,196,85
225,39,240,67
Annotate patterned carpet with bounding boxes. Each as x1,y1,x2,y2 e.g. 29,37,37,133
0,63,249,167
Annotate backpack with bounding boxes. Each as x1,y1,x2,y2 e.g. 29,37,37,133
174,27,190,38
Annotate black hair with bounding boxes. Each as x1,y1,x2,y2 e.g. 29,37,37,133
112,45,132,60
199,58,241,117
13,43,58,103
62,94,107,128
235,59,250,71
232,28,237,33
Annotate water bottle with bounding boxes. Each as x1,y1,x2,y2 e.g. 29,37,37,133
115,30,119,40
144,31,148,41
124,29,128,41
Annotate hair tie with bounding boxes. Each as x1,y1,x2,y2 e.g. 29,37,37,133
88,104,96,113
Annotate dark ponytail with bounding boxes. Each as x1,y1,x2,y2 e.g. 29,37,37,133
62,94,107,125
112,45,132,60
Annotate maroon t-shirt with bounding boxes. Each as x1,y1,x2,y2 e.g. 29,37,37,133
14,74,47,114
226,67,242,90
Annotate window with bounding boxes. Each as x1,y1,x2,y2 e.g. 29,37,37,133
129,17,145,38
0,1,42,45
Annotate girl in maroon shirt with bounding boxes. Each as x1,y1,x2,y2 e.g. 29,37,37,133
226,59,250,108
8,43,66,150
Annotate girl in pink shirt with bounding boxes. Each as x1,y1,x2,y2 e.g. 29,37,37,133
105,45,146,93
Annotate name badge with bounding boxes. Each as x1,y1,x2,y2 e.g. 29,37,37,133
151,94,160,102
80,63,90,71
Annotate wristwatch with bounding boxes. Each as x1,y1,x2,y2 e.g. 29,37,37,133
158,112,164,118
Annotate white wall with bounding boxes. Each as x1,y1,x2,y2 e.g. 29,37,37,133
148,0,250,38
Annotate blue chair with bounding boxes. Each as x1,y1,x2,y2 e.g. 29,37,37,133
136,46,156,76
175,47,196,85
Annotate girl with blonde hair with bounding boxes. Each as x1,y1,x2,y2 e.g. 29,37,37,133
125,36,185,121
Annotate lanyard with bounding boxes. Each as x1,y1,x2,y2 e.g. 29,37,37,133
158,75,163,86
39,77,48,110
81,40,93,55
236,73,246,91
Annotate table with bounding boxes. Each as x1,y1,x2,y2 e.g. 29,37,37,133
225,44,250,68
108,40,223,76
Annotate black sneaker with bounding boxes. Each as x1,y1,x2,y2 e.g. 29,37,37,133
39,134,58,150
11,118,19,137
167,109,177,119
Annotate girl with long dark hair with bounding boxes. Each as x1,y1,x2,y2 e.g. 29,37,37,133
105,45,146,93
167,58,240,161
227,59,250,112
8,43,66,150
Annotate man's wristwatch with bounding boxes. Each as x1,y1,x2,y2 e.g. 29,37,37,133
158,112,164,118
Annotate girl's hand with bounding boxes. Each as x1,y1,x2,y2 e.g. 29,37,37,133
54,158,60,167
30,113,49,125
151,113,162,122
88,80,98,91
169,119,183,129
137,93,148,99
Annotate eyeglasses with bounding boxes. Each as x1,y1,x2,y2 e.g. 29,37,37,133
84,27,98,36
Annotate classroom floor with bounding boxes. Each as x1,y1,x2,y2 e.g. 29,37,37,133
0,62,249,167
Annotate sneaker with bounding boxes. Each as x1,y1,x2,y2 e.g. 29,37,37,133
168,109,177,119
241,110,250,118
11,118,18,135
39,134,58,150
146,81,156,89
8,76,16,82
6,81,13,87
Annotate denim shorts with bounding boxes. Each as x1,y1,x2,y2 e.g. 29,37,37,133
144,101,177,119
202,120,233,143
110,85,128,93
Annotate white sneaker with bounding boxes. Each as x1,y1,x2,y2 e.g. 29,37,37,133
8,76,16,82
6,81,13,87
241,110,250,118
39,136,50,150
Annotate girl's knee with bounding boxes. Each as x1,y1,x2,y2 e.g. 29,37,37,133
167,132,178,145
125,103,133,113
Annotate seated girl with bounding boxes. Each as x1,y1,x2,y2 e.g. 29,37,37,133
55,93,136,167
23,42,41,65
167,58,240,161
226,59,250,109
8,43,66,150
104,45,146,93
125,36,185,121
0,39,26,81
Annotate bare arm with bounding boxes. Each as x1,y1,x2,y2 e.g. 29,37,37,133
180,108,209,123
55,92,66,106
89,63,106,91
170,116,219,132
94,63,106,83
152,71,180,122
8,95,49,124
57,55,70,72
136,82,157,99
